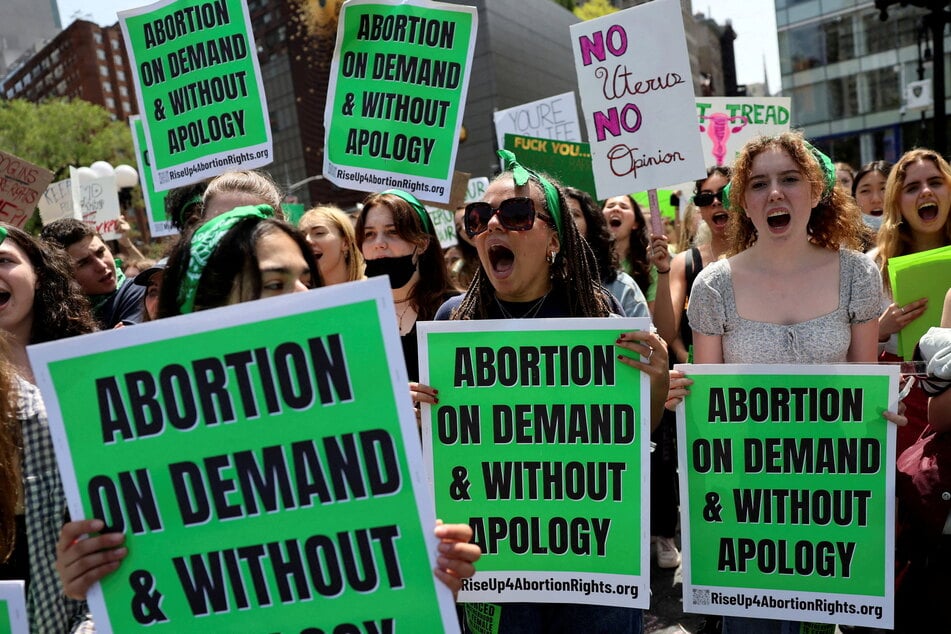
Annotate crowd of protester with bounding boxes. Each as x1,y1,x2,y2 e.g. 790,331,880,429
1,127,950,634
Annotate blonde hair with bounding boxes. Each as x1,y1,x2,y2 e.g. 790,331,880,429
299,205,364,282
204,170,283,218
676,203,700,252
877,148,951,291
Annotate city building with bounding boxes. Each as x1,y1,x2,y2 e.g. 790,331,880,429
777,0,947,166
0,0,60,75
2,19,138,122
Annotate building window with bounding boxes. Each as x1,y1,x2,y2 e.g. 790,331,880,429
122,100,131,112
94,32,102,44
114,54,123,65
828,75,858,118
119,85,127,96
101,66,109,77
117,70,125,81
822,16,854,64
97,49,106,60
790,83,829,125
106,97,115,109
865,67,902,113
780,24,823,74
103,81,112,93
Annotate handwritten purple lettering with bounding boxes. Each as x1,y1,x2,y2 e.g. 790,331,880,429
593,103,642,142
578,24,628,66
607,145,686,178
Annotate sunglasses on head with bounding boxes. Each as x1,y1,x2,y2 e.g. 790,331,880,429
464,197,543,237
694,188,726,207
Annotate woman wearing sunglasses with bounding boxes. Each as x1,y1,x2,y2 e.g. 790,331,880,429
433,150,669,634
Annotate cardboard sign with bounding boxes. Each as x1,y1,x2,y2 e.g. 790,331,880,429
493,92,582,153
0,582,27,634
425,205,457,249
503,134,596,200
69,167,121,240
696,97,792,168
0,150,53,228
419,318,652,608
675,364,897,628
571,0,705,197
323,0,477,204
130,116,176,238
465,177,489,204
28,278,460,633
119,0,273,191
38,178,76,225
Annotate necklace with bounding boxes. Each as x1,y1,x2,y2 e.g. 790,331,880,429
397,301,415,333
495,291,549,319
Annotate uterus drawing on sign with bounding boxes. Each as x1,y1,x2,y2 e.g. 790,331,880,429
698,112,748,166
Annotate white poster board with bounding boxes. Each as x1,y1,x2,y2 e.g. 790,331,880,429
697,97,792,168
69,167,121,240
571,0,705,198
493,92,582,152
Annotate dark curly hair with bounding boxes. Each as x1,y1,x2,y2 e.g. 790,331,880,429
0,334,19,562
565,186,618,284
451,173,612,320
157,217,321,317
2,224,96,342
39,217,96,250
165,181,208,232
356,192,452,321
726,132,863,254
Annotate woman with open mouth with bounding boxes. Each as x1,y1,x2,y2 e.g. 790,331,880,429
602,193,655,313
432,150,670,634
299,205,365,286
873,149,951,454
678,132,885,634
0,224,97,631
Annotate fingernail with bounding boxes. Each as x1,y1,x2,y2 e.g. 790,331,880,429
434,397,439,404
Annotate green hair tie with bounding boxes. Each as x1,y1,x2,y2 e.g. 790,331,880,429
177,205,273,314
0,226,7,245
382,189,434,235
497,149,563,239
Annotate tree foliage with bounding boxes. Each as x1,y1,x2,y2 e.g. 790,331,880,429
552,0,576,10
0,99,135,181
574,0,618,20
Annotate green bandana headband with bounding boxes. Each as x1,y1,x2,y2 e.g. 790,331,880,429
382,189,434,235
177,204,273,314
0,226,6,245
721,141,836,211
497,149,563,239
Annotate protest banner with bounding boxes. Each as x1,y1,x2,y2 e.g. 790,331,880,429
119,0,272,191
38,178,76,225
887,245,951,359
503,134,596,200
675,364,897,628
0,582,27,634
28,278,460,633
282,202,306,226
465,177,489,204
419,318,652,608
696,97,792,168
632,189,677,220
130,116,176,237
493,92,582,153
323,0,477,204
0,150,53,228
570,0,705,202
425,205,457,249
69,167,121,240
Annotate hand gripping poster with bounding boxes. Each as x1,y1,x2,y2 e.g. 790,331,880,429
28,278,460,633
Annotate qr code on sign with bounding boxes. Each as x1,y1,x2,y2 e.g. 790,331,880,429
693,589,711,606
158,171,169,185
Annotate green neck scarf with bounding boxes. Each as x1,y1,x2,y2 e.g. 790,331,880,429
497,149,563,239
89,260,125,315
177,205,273,314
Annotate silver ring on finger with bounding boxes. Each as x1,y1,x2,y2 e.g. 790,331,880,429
647,346,654,362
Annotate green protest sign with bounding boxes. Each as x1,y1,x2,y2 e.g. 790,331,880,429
0,581,27,634
676,364,897,628
29,278,459,633
282,202,306,227
887,245,951,359
119,0,272,192
130,116,176,237
503,134,596,201
418,318,651,608
632,190,676,220
323,0,477,204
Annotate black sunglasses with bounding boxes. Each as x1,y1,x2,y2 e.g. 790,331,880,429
464,197,539,237
694,188,726,207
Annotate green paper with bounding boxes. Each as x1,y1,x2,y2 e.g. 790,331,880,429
631,190,676,220
503,133,596,201
282,203,306,226
29,282,457,632
887,245,951,359
130,116,175,237
676,364,896,628
419,318,651,608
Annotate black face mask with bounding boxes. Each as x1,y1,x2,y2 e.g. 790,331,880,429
364,253,417,288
